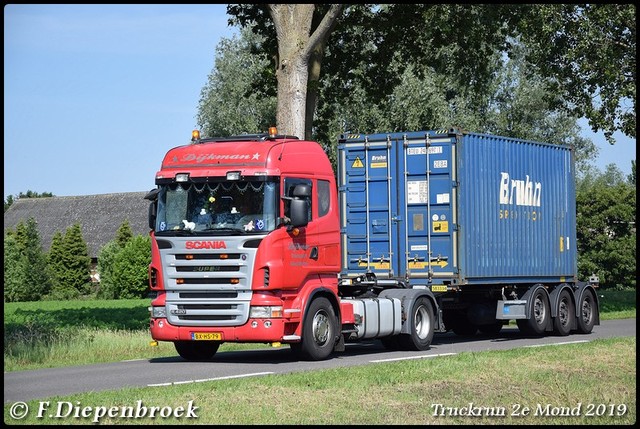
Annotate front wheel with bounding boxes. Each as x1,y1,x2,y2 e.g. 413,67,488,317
398,296,435,351
174,341,220,361
296,297,338,361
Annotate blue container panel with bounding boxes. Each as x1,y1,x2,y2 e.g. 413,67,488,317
339,130,577,285
340,142,398,274
403,137,454,277
456,133,576,282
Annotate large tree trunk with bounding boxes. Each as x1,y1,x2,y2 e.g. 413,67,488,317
268,4,345,139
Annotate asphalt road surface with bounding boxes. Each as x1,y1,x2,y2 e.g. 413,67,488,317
4,318,635,404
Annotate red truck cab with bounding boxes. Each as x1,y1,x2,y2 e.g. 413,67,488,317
146,129,343,360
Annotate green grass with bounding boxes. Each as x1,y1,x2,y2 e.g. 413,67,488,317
4,337,636,425
3,288,635,372
596,288,637,319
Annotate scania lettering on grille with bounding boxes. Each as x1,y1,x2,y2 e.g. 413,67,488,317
185,240,227,249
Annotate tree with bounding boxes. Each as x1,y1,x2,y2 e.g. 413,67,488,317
60,223,92,296
96,240,122,299
110,235,152,299
4,218,51,301
98,220,152,299
227,4,634,149
202,12,597,176
229,4,344,138
4,190,54,212
576,165,636,289
516,4,636,144
116,220,134,247
4,233,27,302
197,25,276,137
47,231,79,300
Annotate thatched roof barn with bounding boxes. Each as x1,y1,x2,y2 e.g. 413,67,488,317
3,192,151,259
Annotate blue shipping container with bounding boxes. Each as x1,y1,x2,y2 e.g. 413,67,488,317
337,128,577,287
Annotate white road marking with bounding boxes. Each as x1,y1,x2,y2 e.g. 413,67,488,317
147,371,274,387
370,352,458,363
525,340,590,348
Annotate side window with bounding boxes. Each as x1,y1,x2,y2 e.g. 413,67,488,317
283,178,312,221
318,179,331,218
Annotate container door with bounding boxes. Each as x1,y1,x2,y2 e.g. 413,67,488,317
399,133,456,282
340,136,399,277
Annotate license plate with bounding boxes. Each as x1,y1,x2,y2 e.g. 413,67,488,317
191,332,222,341
431,285,448,292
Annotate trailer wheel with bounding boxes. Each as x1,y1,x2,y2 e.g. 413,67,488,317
516,288,550,336
296,297,337,361
398,297,434,351
576,289,597,334
552,289,574,336
174,341,220,361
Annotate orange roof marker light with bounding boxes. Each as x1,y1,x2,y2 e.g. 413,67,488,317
268,127,277,138
191,129,201,142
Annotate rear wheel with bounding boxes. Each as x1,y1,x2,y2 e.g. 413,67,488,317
553,289,574,336
398,297,435,351
576,289,597,334
174,341,220,361
517,288,550,336
297,297,337,361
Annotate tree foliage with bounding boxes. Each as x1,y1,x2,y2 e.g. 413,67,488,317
4,233,27,302
98,221,151,299
516,4,636,144
110,235,152,299
57,223,92,296
116,220,134,248
46,230,78,300
3,218,51,302
4,190,54,213
200,17,596,175
197,25,276,137
96,241,122,299
576,165,636,289
225,4,634,148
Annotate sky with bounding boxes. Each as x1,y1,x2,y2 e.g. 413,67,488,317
4,4,637,201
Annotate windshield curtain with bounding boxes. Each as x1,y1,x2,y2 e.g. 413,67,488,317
155,181,278,234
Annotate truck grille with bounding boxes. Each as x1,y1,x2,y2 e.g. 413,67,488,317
160,238,255,326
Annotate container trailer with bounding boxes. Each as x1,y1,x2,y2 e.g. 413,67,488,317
146,127,599,361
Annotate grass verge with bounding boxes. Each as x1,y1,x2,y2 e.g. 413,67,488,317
3,337,635,425
3,288,635,372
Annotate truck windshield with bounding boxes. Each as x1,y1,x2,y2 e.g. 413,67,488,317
155,180,279,234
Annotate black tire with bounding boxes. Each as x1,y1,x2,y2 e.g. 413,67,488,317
517,288,550,336
553,289,574,336
174,340,220,361
297,297,337,361
398,297,435,351
576,289,597,334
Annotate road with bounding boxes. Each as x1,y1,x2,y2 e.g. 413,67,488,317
4,318,635,404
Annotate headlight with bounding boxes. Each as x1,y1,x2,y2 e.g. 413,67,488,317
151,306,167,318
250,306,283,318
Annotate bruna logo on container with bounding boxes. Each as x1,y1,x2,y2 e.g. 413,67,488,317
499,172,541,207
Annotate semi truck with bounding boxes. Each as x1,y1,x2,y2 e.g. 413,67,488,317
145,127,600,361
